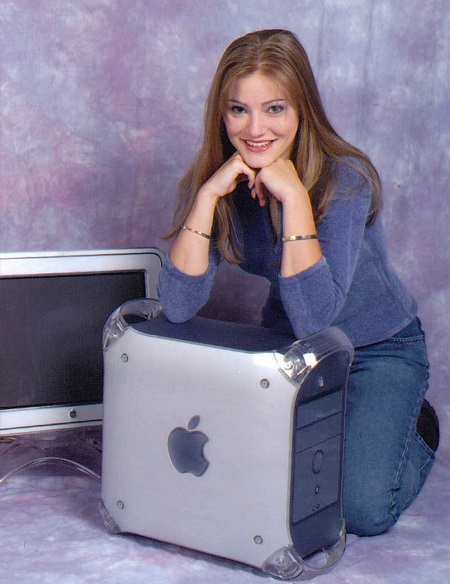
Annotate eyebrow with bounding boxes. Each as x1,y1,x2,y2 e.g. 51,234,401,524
227,98,287,107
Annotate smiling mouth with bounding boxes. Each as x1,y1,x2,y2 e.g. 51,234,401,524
243,139,274,151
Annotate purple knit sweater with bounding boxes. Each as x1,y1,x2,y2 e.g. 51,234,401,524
158,161,417,347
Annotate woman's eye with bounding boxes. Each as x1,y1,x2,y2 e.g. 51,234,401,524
268,104,284,114
230,105,246,114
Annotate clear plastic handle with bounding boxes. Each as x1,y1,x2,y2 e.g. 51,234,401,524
274,327,354,385
102,298,162,351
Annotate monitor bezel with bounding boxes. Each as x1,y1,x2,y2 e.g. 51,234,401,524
0,248,163,436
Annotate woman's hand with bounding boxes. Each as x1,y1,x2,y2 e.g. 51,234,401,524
199,152,257,201
251,158,308,206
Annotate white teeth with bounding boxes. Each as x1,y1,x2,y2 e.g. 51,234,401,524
246,140,271,147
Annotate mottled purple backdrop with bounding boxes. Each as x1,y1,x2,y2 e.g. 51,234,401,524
1,1,449,420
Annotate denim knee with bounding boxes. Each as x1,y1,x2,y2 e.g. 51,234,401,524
344,487,398,536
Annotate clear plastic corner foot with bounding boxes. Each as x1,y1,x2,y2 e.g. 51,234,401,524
262,528,345,580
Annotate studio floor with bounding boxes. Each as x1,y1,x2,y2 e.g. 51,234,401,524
1,404,449,584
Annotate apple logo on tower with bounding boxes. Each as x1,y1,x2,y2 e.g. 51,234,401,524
167,415,209,477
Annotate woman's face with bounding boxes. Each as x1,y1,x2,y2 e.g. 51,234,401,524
223,71,299,169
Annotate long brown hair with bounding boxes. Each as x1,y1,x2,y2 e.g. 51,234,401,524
169,29,381,263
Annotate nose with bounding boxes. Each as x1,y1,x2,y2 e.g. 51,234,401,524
247,112,265,137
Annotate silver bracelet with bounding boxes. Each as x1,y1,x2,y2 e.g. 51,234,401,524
181,224,211,240
281,234,318,242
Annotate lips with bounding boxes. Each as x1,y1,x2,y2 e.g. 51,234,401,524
243,139,274,152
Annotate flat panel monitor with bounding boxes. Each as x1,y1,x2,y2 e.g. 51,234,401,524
0,248,163,436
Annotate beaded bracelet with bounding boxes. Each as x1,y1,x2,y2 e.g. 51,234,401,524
181,224,211,240
281,234,318,243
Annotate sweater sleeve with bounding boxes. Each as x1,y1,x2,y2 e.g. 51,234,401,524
279,164,373,339
157,249,220,322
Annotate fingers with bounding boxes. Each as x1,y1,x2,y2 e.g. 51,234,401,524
253,159,304,204
200,153,301,205
231,155,256,190
251,175,270,206
206,153,256,198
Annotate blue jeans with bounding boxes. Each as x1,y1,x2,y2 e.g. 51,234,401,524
343,317,435,536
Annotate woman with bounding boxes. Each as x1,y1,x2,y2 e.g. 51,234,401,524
157,29,439,536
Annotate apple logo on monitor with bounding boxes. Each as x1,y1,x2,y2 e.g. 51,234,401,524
167,415,209,477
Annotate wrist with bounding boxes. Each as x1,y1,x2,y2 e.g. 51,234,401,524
180,188,217,238
197,184,221,207
279,182,310,206
281,194,318,234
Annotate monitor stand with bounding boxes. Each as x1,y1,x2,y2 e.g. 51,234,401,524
0,426,102,485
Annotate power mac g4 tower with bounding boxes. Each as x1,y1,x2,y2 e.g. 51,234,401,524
99,299,353,580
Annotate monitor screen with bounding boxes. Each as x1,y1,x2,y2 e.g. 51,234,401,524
0,249,163,435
